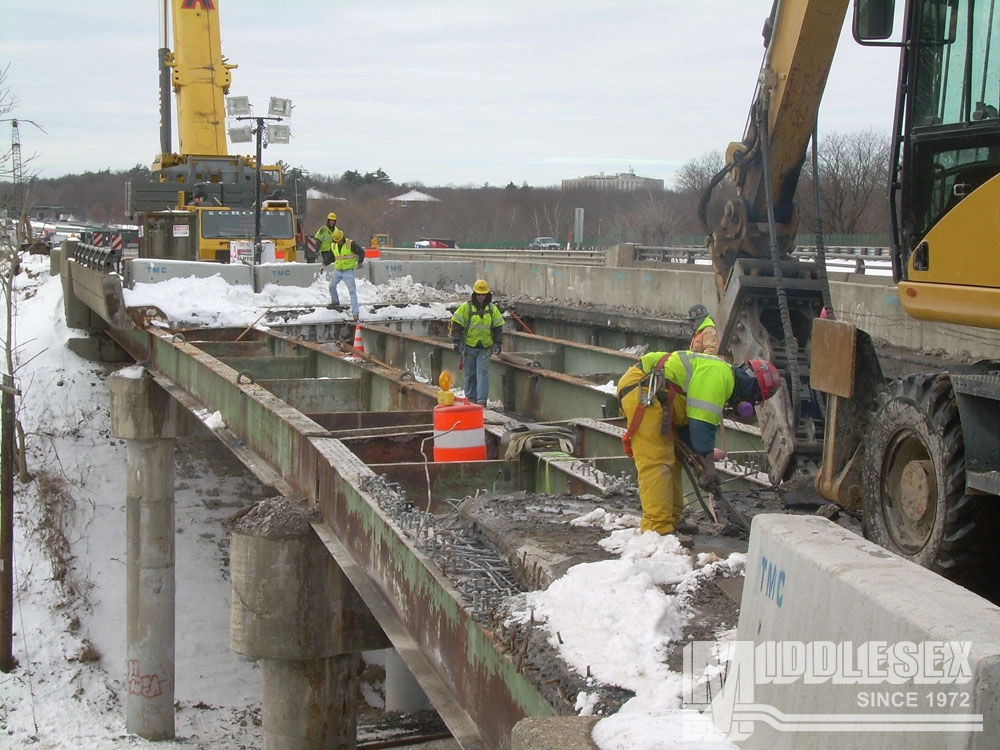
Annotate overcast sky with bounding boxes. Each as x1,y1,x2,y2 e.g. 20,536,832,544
2,1,900,188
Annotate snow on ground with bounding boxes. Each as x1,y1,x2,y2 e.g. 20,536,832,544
123,269,464,329
2,256,742,748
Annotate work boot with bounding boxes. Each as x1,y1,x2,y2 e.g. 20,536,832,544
674,533,695,549
674,520,700,535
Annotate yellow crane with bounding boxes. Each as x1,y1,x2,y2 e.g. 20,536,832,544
127,0,297,263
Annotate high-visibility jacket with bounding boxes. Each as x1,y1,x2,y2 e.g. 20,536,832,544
315,224,337,254
331,239,359,271
638,350,734,426
451,300,503,348
690,316,719,355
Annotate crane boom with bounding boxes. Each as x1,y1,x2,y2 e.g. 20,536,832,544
127,0,300,263
163,0,235,158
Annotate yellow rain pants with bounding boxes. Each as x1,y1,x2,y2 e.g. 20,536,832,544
617,365,684,534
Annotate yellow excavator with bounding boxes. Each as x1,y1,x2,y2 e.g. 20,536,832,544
127,0,298,262
705,0,1000,587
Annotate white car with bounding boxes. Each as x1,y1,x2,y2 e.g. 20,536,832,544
529,236,561,250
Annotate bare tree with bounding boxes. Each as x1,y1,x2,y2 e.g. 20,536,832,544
797,129,891,236
673,150,726,195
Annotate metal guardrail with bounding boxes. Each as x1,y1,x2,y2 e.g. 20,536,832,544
72,242,122,274
383,244,892,273
634,245,893,274
379,246,607,266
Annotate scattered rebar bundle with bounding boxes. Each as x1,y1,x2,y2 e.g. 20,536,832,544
360,474,525,623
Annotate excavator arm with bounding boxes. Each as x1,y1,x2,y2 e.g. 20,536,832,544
706,0,853,482
714,0,850,274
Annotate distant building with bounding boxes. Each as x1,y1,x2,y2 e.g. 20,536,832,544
389,190,441,206
561,168,663,192
306,188,344,201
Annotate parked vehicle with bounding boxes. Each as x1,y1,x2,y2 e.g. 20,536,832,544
529,236,561,250
414,238,458,248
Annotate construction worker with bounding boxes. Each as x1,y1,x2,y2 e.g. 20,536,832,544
314,212,338,261
323,228,365,318
617,351,781,536
687,304,720,355
451,279,504,407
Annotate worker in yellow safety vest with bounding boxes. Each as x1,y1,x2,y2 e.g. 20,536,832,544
322,228,365,318
450,278,504,407
687,304,720,355
616,351,781,536
314,212,338,258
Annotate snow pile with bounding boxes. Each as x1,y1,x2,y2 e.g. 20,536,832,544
508,524,744,750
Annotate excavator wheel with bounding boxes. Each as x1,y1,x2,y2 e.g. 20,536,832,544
861,373,984,581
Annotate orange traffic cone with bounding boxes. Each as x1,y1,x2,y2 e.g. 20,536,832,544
353,325,364,353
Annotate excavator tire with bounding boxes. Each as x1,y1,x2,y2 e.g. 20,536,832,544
861,373,984,582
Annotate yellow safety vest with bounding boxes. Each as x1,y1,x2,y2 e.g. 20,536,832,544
332,239,358,271
639,350,734,426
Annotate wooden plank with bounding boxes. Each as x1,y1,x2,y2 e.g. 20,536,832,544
809,317,857,398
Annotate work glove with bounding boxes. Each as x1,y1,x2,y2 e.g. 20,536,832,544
453,341,464,355
698,471,720,491
697,453,720,491
493,342,502,355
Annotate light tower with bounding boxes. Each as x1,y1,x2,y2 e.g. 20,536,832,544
225,96,292,264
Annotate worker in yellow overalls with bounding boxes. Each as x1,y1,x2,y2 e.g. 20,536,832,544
617,351,782,535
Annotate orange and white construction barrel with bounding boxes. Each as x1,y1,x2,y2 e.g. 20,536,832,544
433,402,486,461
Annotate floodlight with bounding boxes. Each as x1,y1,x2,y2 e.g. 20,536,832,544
268,124,291,144
268,97,293,118
226,95,251,117
228,125,253,144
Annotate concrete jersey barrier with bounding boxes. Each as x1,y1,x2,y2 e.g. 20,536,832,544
702,514,1000,749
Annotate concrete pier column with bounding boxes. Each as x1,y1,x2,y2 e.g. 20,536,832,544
109,367,178,740
384,648,431,713
261,655,362,749
230,498,389,750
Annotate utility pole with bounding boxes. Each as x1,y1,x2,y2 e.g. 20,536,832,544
253,117,264,264
0,241,19,672
11,120,25,250
1,373,14,672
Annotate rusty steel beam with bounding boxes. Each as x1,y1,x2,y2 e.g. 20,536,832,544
106,324,555,748
314,439,554,749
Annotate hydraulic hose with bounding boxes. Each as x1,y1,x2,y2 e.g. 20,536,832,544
698,160,737,235
810,124,834,315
